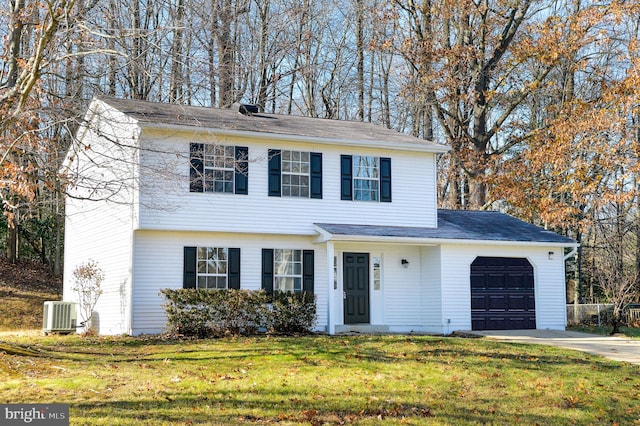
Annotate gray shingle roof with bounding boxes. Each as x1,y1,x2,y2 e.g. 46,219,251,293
96,96,449,152
315,210,576,244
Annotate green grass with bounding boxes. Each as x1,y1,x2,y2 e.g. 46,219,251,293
0,334,638,425
568,325,640,338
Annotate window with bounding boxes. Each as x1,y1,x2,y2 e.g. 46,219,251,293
373,256,381,290
268,149,322,198
341,155,391,202
282,151,310,197
197,247,228,289
262,248,314,293
204,145,235,193
189,143,248,194
353,156,379,201
183,247,240,289
274,249,303,292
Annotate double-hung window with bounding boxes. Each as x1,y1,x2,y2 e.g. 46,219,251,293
204,145,235,193
282,151,310,197
261,248,314,294
268,149,322,198
189,143,248,194
183,247,241,289
341,154,391,202
353,156,380,201
274,249,303,292
196,247,228,289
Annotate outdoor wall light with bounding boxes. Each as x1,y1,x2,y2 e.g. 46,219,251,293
548,251,555,260
401,259,410,268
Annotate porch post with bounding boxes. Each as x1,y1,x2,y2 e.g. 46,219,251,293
327,241,335,335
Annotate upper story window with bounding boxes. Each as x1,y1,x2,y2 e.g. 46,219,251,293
282,151,310,197
268,149,322,199
353,156,380,201
204,145,235,193
189,143,248,194
183,246,241,289
341,154,392,202
261,248,314,294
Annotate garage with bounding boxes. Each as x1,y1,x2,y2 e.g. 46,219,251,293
471,256,536,330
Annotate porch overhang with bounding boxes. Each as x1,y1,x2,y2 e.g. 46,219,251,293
314,212,578,248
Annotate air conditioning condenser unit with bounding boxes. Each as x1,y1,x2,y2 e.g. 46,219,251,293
43,301,78,334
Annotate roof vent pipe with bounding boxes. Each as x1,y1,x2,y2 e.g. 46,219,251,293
239,104,259,116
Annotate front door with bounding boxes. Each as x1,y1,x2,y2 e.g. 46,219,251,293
343,252,370,324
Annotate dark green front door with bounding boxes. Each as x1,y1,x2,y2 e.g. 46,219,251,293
343,252,370,324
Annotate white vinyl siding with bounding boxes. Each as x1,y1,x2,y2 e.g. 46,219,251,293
421,246,443,331
131,231,327,335
439,244,567,331
137,131,438,233
62,106,138,335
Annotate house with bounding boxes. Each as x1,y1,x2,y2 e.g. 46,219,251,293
62,97,577,335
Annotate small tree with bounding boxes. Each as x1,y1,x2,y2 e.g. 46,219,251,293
72,260,104,332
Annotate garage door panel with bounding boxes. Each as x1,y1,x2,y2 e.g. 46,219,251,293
488,274,505,289
506,273,534,289
471,257,536,331
488,295,507,310
471,295,487,310
470,274,486,288
506,294,530,311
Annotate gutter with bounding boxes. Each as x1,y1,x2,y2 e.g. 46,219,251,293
312,229,578,249
139,122,451,154
564,246,578,261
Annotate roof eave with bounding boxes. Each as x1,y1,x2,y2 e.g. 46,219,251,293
139,121,451,154
313,230,578,247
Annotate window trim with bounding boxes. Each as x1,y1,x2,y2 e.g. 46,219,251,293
189,143,248,195
262,248,314,294
340,154,391,202
268,149,322,199
183,246,240,289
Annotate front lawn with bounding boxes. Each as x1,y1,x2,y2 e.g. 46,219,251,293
0,334,638,425
568,325,640,339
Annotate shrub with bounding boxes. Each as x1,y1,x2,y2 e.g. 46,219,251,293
72,260,104,333
268,291,317,334
161,289,316,338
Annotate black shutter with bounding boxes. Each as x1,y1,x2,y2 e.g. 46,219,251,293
310,152,322,199
189,143,204,193
183,246,197,288
340,155,352,200
228,248,241,289
380,157,392,202
235,146,249,195
303,250,314,293
261,249,274,294
268,149,281,197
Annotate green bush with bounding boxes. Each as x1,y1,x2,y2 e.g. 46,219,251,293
161,289,316,338
268,291,317,334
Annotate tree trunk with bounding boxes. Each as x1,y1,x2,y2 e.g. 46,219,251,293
169,0,186,103
356,0,364,121
217,0,234,107
6,212,18,264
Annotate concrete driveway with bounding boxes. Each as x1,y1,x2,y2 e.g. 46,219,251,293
466,329,640,365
